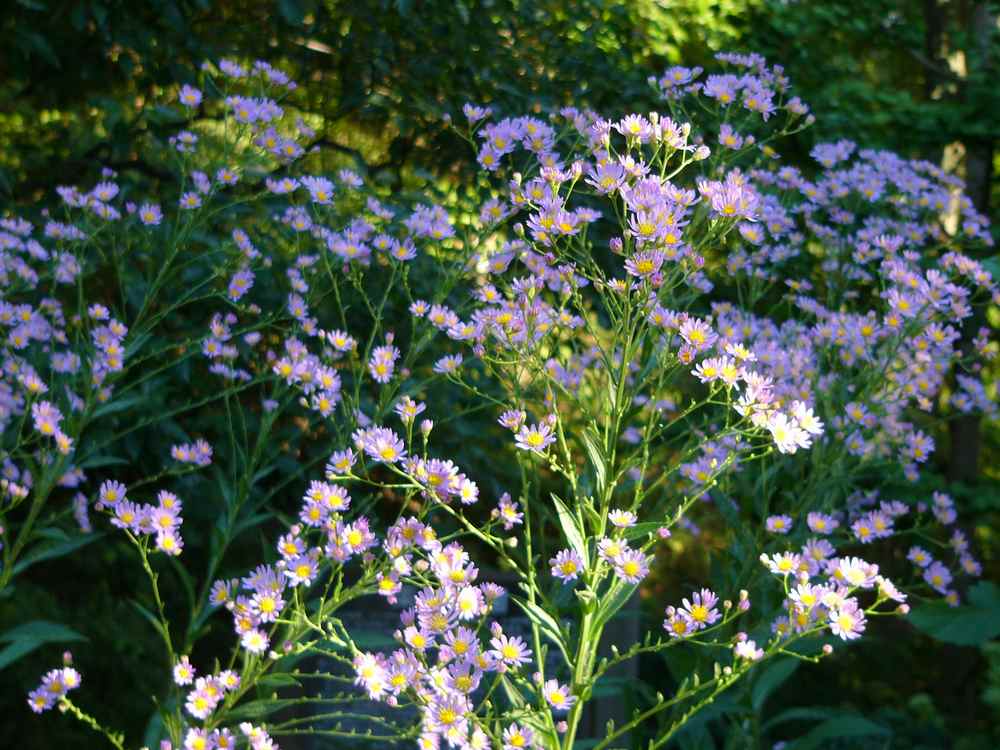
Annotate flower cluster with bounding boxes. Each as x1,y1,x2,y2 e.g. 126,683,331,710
27,664,81,713
96,480,185,555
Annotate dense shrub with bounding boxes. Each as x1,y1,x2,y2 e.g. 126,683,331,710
2,50,996,749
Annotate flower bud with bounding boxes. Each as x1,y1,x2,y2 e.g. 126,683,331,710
822,644,833,655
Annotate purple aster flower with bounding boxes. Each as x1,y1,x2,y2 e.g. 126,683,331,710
765,515,793,534
624,249,665,278
680,588,721,629
807,512,839,535
361,427,407,464
178,84,203,107
829,602,866,641
924,561,952,594
138,203,163,226
515,421,556,453
325,448,357,477
663,606,695,638
490,632,531,669
542,679,576,712
503,723,534,750
433,354,463,374
613,549,650,584
550,549,584,582
369,344,400,384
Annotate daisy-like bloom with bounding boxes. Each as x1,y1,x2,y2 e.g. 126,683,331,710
960,555,982,577
179,84,203,107
228,269,254,301
907,546,933,568
174,656,196,686
663,606,695,638
326,448,357,477
836,556,878,589
208,579,236,607
624,249,665,278
789,582,826,611
433,354,463,374
157,529,184,556
369,344,400,384
761,551,802,576
503,723,534,749
27,666,82,713
361,427,407,464
829,602,866,641
679,318,717,351
807,512,839,535
542,679,577,712
550,548,584,582
31,400,62,436
614,548,650,584
496,493,523,530
923,561,952,594
97,479,127,509
791,401,824,436
515,421,556,453
283,554,319,586
733,636,764,661
876,576,907,603
608,509,637,528
490,632,532,669
301,175,335,204
498,409,527,431
241,628,269,654
429,693,469,735
765,514,793,534
250,590,284,623
179,191,202,210
767,411,811,454
692,357,723,384
463,102,492,122
326,329,356,352
138,202,163,226
394,395,426,425
680,588,721,629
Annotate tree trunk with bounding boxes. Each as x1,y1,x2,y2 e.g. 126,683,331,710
946,1,994,484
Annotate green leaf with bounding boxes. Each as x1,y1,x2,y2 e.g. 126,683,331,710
93,395,147,418
12,532,103,576
784,713,889,750
762,707,836,732
0,620,87,671
512,595,570,664
225,697,292,721
499,674,525,708
131,601,169,642
593,580,639,630
349,629,397,651
908,582,1000,645
580,428,607,496
550,493,588,565
752,657,799,711
624,521,667,541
